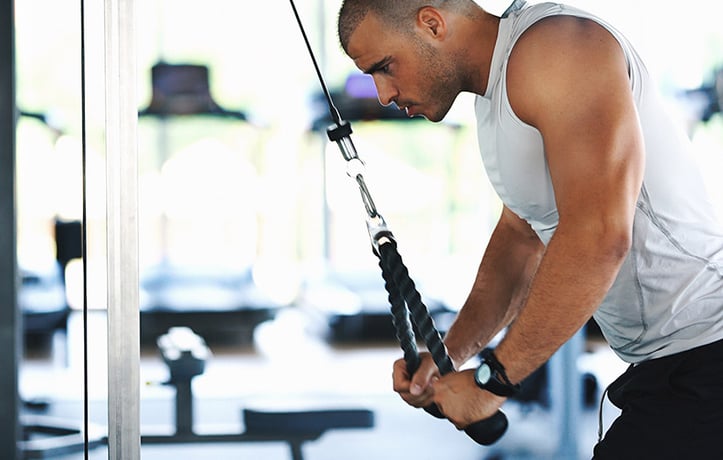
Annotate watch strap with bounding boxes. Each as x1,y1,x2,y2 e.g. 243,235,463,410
477,349,521,397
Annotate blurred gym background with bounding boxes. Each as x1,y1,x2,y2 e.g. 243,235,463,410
8,0,723,459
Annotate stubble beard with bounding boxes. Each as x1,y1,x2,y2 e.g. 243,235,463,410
415,41,461,123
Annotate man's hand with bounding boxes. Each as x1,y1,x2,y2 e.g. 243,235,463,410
392,352,439,408
431,369,506,429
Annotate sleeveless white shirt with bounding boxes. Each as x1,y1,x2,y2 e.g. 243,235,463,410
476,1,723,362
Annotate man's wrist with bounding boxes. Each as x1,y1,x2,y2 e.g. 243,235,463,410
443,337,467,370
473,348,521,397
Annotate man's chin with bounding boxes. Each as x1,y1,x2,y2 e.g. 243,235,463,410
420,112,446,123
407,108,437,122
420,105,453,123
405,104,450,123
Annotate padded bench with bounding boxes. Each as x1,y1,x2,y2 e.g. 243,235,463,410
142,407,375,460
141,328,375,460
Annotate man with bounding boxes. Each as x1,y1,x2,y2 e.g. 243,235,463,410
338,0,723,458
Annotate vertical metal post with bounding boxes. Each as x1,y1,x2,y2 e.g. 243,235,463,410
0,1,19,458
549,329,584,459
104,0,140,459
174,381,194,436
317,0,332,262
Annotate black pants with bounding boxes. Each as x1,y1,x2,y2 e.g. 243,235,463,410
592,338,723,459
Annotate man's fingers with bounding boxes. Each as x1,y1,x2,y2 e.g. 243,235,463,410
391,354,441,408
392,358,411,393
410,360,437,395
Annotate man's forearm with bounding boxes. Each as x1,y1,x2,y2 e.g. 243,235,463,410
444,210,544,368
494,222,629,384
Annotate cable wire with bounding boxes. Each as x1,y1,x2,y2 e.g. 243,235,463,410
79,0,90,458
288,0,342,126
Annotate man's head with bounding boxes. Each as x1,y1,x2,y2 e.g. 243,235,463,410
338,0,473,54
337,0,482,122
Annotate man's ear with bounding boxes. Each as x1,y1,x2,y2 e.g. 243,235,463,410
416,6,447,39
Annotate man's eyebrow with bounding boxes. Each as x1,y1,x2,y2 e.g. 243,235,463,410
363,56,391,74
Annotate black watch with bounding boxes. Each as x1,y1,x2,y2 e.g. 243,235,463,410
474,349,521,397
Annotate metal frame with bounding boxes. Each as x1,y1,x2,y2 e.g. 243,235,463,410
104,0,140,458
0,0,19,458
549,330,584,458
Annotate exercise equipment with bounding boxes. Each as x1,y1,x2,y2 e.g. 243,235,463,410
19,416,105,459
16,127,106,460
2,7,22,455
299,263,452,343
139,62,247,120
137,61,285,346
139,265,283,345
289,0,507,445
310,73,417,131
20,261,67,337
21,219,81,338
19,219,106,459
142,327,374,460
683,67,723,123
17,113,75,339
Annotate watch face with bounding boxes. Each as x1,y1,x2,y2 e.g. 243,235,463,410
476,363,492,385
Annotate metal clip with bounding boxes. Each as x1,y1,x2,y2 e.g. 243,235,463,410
366,214,395,256
330,124,359,162
328,121,393,255
355,173,378,219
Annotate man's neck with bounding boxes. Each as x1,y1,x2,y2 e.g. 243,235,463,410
465,13,501,95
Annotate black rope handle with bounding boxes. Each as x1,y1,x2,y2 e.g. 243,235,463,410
378,239,508,446
379,240,453,374
379,244,444,422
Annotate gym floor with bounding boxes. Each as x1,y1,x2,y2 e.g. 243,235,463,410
21,309,628,460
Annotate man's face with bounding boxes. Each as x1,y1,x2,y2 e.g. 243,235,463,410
346,12,459,123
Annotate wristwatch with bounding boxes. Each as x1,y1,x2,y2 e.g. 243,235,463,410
474,349,521,397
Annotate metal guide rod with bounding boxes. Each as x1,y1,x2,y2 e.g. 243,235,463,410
104,0,140,458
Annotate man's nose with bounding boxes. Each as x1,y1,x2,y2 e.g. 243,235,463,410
373,77,397,107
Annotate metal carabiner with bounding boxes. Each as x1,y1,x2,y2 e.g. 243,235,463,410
354,170,378,219
366,213,394,256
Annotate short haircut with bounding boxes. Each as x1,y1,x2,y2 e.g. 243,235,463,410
337,0,472,53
